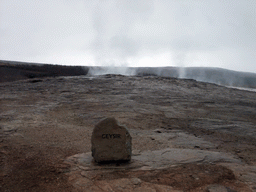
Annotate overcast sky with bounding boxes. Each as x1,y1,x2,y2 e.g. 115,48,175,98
1,0,256,72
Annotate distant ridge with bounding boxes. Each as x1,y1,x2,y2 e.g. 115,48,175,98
182,67,256,88
135,66,256,88
1,60,256,88
88,66,256,88
0,60,89,83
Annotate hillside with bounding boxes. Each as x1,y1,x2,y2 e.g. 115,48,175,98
0,60,89,83
1,74,256,191
1,60,256,89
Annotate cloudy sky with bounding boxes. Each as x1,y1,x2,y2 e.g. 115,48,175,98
1,0,256,72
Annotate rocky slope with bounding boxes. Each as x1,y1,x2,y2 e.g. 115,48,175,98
1,74,256,191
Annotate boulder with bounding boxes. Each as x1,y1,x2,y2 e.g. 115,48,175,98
91,117,132,163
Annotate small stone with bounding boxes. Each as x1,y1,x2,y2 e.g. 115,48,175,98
154,129,162,133
131,178,141,185
132,150,141,156
74,177,92,187
91,117,132,163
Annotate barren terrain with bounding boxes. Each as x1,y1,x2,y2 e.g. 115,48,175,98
1,74,256,191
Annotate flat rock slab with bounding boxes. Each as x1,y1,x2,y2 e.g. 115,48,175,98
64,148,254,191
91,117,132,162
66,148,240,171
132,148,241,169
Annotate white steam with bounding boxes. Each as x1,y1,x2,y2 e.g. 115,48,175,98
87,67,136,76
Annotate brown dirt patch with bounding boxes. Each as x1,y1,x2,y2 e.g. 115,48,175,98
1,140,77,192
90,163,238,191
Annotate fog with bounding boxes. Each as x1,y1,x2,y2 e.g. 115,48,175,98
1,0,256,73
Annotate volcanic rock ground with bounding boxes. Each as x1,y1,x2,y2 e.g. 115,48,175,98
1,74,256,191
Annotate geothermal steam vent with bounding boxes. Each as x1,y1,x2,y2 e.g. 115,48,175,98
91,117,132,163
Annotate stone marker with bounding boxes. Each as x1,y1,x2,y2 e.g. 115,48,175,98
91,117,132,163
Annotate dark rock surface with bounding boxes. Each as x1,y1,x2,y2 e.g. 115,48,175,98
91,117,132,162
0,60,89,83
